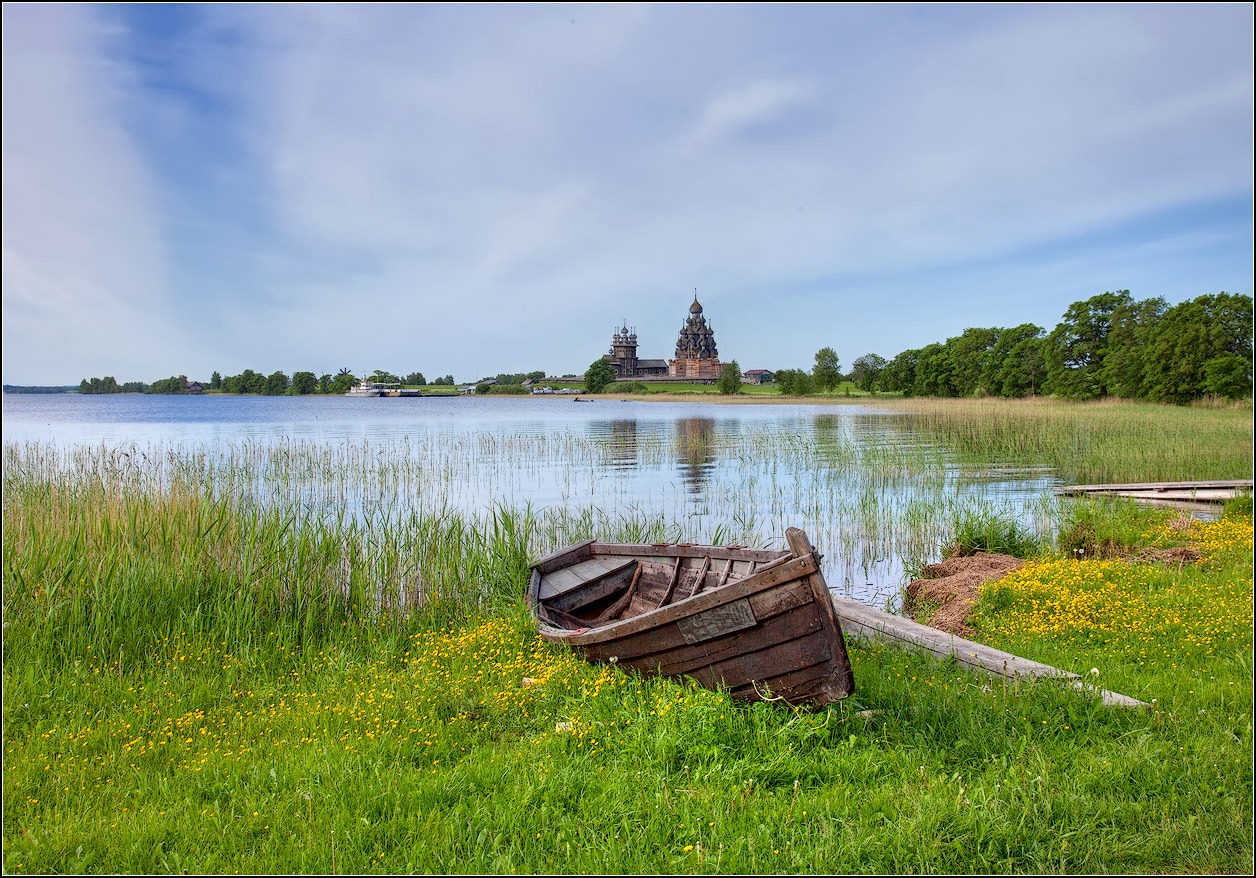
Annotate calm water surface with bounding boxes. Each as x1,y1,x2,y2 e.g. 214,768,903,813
3,393,1061,608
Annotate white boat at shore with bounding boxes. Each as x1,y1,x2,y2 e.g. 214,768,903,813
345,378,384,397
345,378,423,398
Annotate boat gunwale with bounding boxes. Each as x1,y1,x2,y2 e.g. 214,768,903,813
529,552,820,646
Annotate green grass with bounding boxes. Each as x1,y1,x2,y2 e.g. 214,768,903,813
883,396,1253,484
942,509,1044,559
3,439,1252,874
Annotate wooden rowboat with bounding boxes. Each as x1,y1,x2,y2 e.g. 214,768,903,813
527,527,854,706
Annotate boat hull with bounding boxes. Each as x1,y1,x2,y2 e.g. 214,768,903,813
527,529,854,706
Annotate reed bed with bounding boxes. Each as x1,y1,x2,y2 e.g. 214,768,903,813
3,419,1056,613
882,397,1253,484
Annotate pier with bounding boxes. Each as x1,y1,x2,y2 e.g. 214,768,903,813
1054,479,1252,504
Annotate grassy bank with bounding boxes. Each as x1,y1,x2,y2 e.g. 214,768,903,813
3,441,1252,873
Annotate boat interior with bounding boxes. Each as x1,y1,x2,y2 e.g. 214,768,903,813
537,550,790,629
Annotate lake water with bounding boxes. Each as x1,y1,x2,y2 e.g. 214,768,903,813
2,393,1061,609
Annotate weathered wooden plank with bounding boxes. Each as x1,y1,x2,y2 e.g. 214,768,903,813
565,554,818,645
676,598,757,645
584,580,814,665
1056,479,1252,503
748,579,814,619
660,608,824,676
532,539,595,575
1058,479,1252,492
593,543,788,563
685,632,832,693
546,560,638,615
829,595,1149,708
676,555,712,603
729,659,848,704
1074,489,1239,502
538,556,631,600
787,527,857,697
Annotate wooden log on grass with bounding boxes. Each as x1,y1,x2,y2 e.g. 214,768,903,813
829,595,1150,709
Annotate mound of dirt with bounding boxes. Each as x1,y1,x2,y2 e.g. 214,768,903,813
905,552,1025,637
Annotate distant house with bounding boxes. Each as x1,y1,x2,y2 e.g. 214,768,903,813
185,381,204,394
742,369,774,385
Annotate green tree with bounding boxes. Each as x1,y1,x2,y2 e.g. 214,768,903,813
775,368,815,396
717,360,742,395
147,375,188,394
404,372,427,386
223,369,266,395
1045,290,1133,399
1100,297,1167,399
210,371,222,390
1143,292,1254,404
999,333,1048,398
812,347,841,393
1202,352,1252,400
878,349,920,395
584,357,616,394
850,353,887,393
318,374,332,393
368,369,400,385
328,372,356,395
945,328,1001,396
913,343,953,397
291,371,318,395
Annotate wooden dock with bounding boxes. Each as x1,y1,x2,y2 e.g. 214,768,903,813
830,595,1150,708
1055,479,1252,503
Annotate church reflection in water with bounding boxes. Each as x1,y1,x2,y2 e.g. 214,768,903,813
675,417,716,495
607,419,639,470
589,416,719,496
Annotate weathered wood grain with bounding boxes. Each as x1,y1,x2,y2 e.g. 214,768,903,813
528,532,854,706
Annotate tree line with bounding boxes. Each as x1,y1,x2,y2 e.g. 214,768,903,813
77,368,460,395
73,290,1252,404
765,291,1250,403
872,291,1251,403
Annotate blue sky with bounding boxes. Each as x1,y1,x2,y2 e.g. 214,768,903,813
2,2,1252,386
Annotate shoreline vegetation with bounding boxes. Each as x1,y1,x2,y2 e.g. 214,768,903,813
3,398,1252,873
50,289,1253,404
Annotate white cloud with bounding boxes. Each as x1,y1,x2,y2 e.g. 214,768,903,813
1,3,1250,384
1,4,205,383
674,78,816,153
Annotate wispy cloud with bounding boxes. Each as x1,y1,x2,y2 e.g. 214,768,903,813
1,4,203,382
673,78,817,153
2,3,1251,384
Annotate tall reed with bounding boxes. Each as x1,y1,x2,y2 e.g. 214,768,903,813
884,397,1253,483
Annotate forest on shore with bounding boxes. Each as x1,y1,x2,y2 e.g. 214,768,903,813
60,288,1256,406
